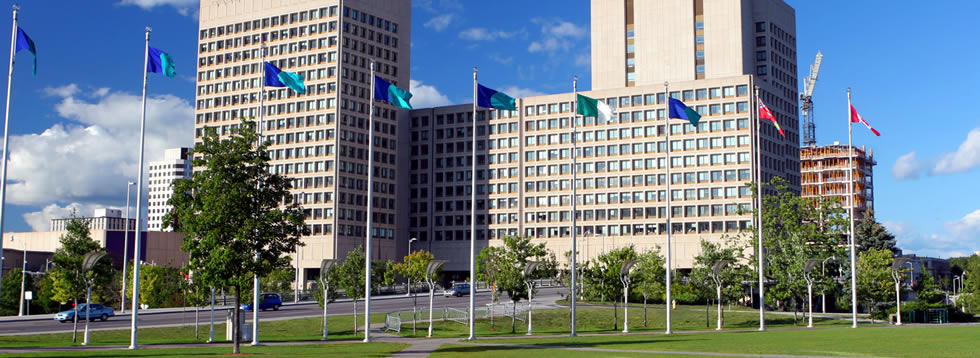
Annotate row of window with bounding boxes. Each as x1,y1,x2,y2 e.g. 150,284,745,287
409,219,752,242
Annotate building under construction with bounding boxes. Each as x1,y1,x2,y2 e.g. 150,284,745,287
800,143,876,219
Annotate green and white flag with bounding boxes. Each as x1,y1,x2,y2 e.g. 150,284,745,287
576,94,615,122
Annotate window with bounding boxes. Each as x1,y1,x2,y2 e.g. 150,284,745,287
755,21,766,32
695,50,704,60
756,36,766,46
757,65,768,75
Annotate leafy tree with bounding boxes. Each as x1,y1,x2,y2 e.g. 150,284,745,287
688,239,749,326
124,263,180,308
394,250,436,334
381,260,397,291
913,266,943,304
855,212,899,254
476,246,505,330
632,246,665,327
0,268,33,316
746,177,847,321
962,257,980,313
591,245,639,331
49,212,112,343
165,120,307,354
34,274,62,314
261,267,295,295
330,246,376,335
856,248,893,322
495,236,551,333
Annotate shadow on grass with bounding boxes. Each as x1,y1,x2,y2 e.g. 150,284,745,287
487,336,702,349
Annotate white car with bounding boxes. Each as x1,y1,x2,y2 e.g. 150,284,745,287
443,283,470,297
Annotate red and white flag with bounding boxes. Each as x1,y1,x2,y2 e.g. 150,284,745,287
757,98,785,137
849,104,880,136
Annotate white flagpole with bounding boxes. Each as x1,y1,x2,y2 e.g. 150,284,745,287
570,76,578,336
847,88,858,328
364,60,375,343
664,81,672,335
252,43,268,347
129,25,151,350
122,181,134,313
0,5,22,301
468,67,477,340
754,86,765,331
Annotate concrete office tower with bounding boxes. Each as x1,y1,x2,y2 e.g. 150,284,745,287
147,148,192,231
194,0,411,285
800,144,876,220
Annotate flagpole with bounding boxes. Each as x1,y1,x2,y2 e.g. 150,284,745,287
754,86,765,331
0,5,20,302
847,88,857,328
364,60,375,343
468,67,477,341
570,75,578,337
128,25,151,350
252,42,267,347
664,81,672,335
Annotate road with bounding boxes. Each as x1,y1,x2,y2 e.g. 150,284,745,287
0,287,563,336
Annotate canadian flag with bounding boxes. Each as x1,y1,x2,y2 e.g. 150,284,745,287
757,98,785,137
849,104,880,136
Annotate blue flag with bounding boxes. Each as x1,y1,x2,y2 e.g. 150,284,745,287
668,98,702,127
373,76,412,109
147,46,176,78
264,62,306,94
15,27,36,76
477,84,516,110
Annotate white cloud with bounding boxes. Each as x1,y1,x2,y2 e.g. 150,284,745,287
118,0,197,16
884,210,980,258
409,80,452,108
424,14,454,31
932,128,980,175
6,84,194,210
498,86,545,99
574,53,591,67
892,151,925,180
489,54,513,65
459,28,517,41
414,0,463,13
43,84,80,98
528,18,587,54
23,203,105,232
946,209,980,242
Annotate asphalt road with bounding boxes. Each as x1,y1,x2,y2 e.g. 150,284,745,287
0,287,563,336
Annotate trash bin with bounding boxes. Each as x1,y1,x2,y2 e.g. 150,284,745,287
226,310,247,341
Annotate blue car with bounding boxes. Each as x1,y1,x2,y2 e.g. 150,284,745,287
54,303,115,323
240,293,282,311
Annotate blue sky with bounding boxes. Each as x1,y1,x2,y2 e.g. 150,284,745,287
0,0,977,258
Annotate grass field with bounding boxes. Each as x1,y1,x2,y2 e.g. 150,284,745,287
399,304,860,338
0,313,386,348
1,342,409,358
483,325,979,358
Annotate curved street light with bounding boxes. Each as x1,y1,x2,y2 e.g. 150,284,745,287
82,251,109,346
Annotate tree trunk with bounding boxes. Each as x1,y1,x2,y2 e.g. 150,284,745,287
195,292,200,341
352,299,358,335
643,295,648,327
233,285,240,354
511,301,516,333
613,301,618,331
792,297,799,324
72,298,78,343
489,293,495,330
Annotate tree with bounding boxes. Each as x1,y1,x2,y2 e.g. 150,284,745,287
688,239,748,326
476,246,505,330
261,267,295,295
49,212,112,343
394,250,435,335
165,120,307,354
330,246,375,335
747,177,847,321
856,248,893,322
125,263,181,309
591,246,639,331
0,268,33,316
632,246,665,327
495,236,552,333
855,212,899,254
913,266,943,305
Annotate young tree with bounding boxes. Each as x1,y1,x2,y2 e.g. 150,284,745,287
330,246,373,335
688,239,748,326
855,212,899,254
592,246,639,331
496,235,551,333
49,212,112,343
856,248,893,322
632,246,665,327
913,266,943,305
394,250,435,335
0,269,33,316
476,246,505,330
165,120,307,354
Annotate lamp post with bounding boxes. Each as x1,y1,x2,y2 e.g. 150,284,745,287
804,259,821,328
953,276,960,296
524,261,543,335
82,252,109,345
425,260,447,337
122,181,135,314
319,259,336,340
407,237,417,297
821,256,835,313
891,257,911,326
620,260,638,333
710,260,732,330
14,236,26,316
294,192,305,304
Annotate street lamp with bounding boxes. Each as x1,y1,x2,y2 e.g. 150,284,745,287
524,261,543,335
804,259,822,328
620,260,638,333
821,256,836,313
14,236,26,316
710,260,732,330
891,257,911,325
122,181,135,314
319,259,336,340
82,251,109,345
295,191,305,304
953,276,960,296
425,260,447,337
407,237,417,297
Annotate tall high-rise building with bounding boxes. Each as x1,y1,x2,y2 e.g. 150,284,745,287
194,0,411,285
800,143,875,220
147,147,191,231
408,0,800,272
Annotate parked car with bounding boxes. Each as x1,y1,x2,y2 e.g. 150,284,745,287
443,283,470,297
54,303,115,323
240,293,283,311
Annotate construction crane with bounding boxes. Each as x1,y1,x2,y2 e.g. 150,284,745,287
800,51,822,147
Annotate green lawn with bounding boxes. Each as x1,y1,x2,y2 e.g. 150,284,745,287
1,342,408,358
432,344,690,357
0,313,386,348
398,305,858,338
485,325,980,358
